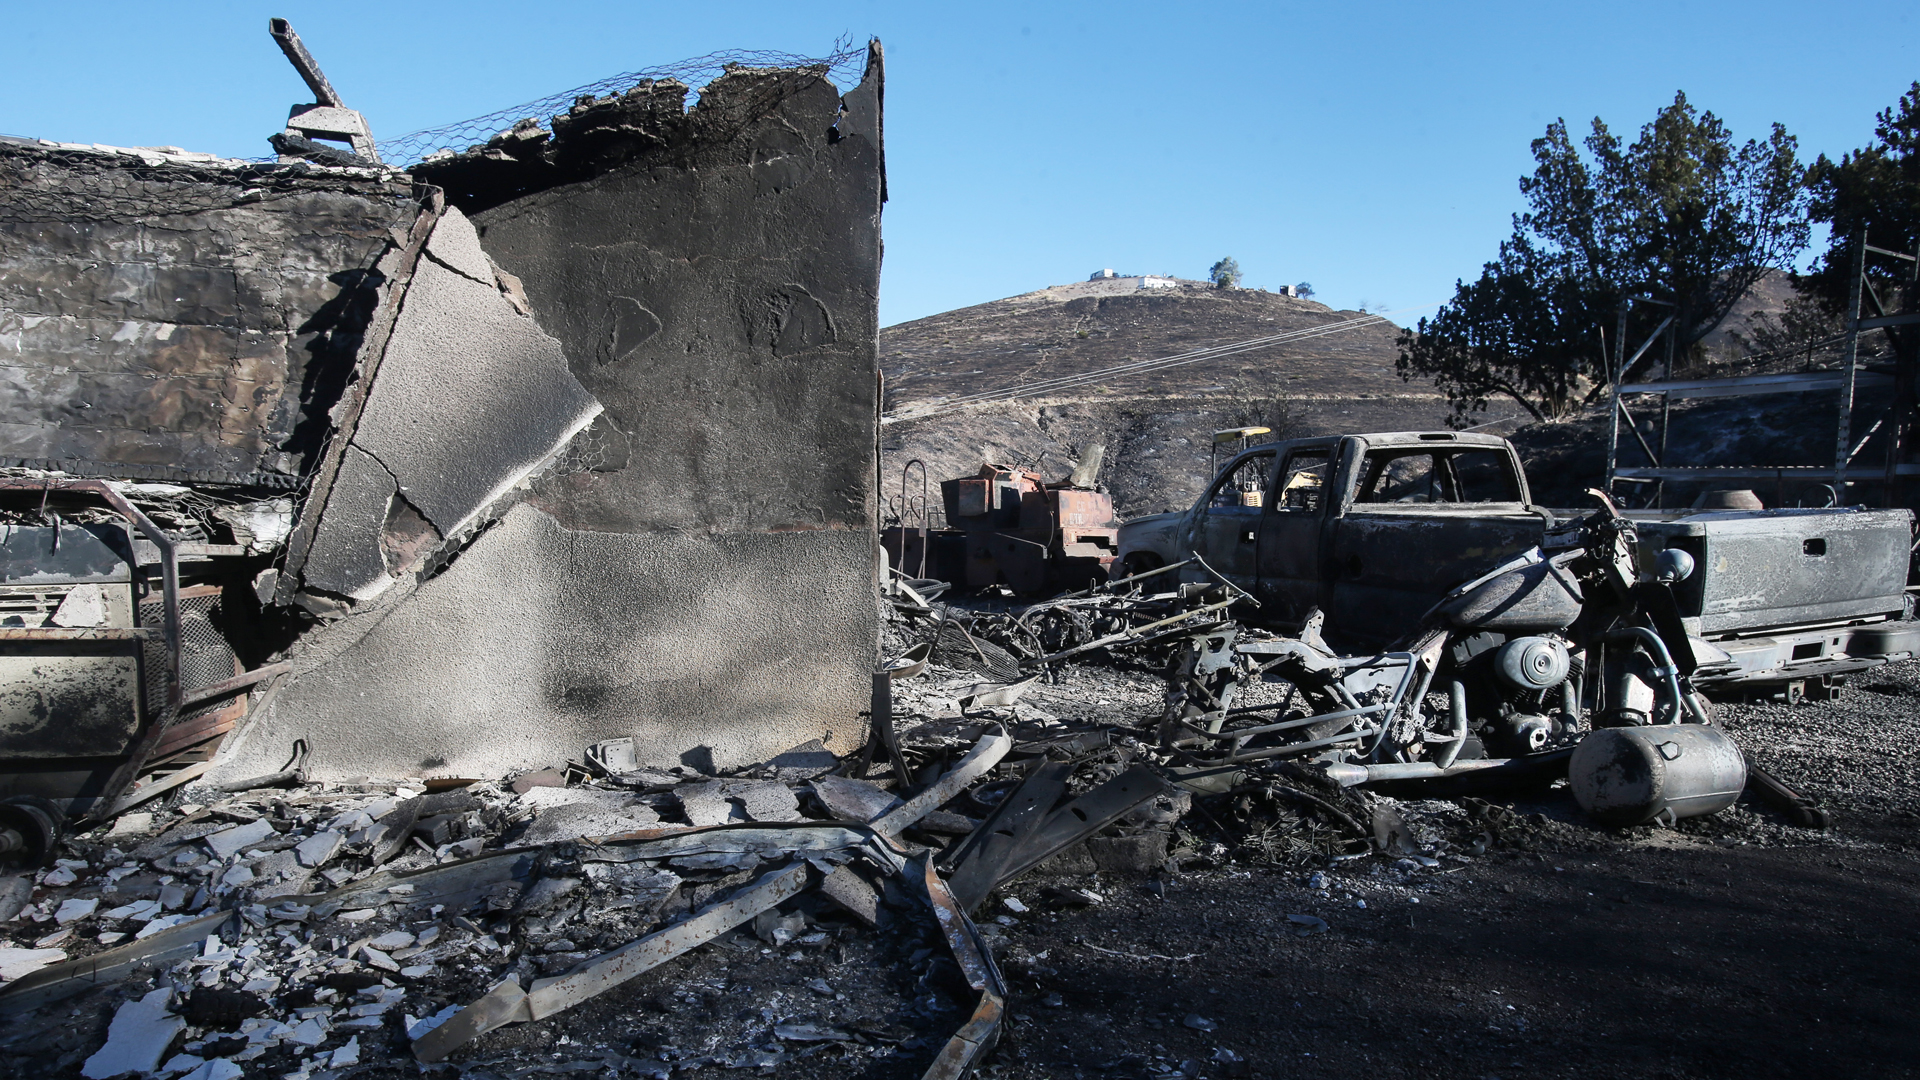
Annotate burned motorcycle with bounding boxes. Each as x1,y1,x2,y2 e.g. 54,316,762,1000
1159,491,1747,825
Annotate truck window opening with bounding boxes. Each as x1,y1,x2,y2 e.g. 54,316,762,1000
1210,452,1275,509
1275,450,1330,511
1356,448,1521,504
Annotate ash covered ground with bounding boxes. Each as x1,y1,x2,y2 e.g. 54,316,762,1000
2,628,1917,1080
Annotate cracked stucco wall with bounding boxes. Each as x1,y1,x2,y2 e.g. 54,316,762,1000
215,53,887,780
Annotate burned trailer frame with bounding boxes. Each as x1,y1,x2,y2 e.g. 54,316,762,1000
0,479,181,825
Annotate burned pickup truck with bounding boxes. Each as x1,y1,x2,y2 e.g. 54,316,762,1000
1114,431,1919,697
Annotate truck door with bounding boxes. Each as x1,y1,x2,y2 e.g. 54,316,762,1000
1189,450,1276,595
1254,444,1335,627
1327,445,1543,646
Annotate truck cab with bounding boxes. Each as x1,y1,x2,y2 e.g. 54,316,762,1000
1118,432,1545,647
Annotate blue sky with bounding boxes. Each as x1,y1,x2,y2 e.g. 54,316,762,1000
2,2,1914,328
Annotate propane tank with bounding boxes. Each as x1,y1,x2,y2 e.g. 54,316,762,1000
1570,724,1747,826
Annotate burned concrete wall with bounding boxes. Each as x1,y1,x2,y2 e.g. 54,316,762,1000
214,50,887,780
0,139,417,487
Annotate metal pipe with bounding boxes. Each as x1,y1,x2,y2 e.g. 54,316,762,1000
1606,626,1706,724
1836,229,1866,485
1040,558,1193,606
1324,758,1512,787
179,661,293,710
268,18,344,107
1173,701,1391,742
1432,681,1468,769
1040,596,1238,664
1221,725,1380,764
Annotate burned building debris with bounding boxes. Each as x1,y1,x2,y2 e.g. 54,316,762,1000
3,20,1919,1080
883,457,1121,597
2,521,1899,1077
2,28,889,800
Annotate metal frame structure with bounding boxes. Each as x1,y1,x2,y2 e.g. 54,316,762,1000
0,479,180,822
1607,231,1920,507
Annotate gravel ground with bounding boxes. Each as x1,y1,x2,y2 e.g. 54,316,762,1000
4,642,1915,1080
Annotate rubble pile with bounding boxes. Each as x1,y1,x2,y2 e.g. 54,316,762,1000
2,563,1904,1079
0,743,1023,1077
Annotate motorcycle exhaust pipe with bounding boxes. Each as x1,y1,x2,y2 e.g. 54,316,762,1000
1324,747,1577,788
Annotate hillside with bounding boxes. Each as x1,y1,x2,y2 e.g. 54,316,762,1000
879,280,1455,519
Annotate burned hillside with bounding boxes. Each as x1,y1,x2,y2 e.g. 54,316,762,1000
880,281,1453,520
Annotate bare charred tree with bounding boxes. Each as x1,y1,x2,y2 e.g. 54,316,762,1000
1399,92,1810,425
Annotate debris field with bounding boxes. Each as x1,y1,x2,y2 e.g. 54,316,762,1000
4,577,1918,1080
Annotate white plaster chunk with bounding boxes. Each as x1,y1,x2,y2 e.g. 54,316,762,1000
0,946,67,981
286,1017,329,1046
730,781,803,822
810,775,902,823
204,819,276,859
102,898,161,921
676,781,744,827
104,812,153,838
423,207,496,284
50,583,107,627
137,915,191,940
81,988,184,1079
329,1035,362,1068
517,787,661,843
55,898,98,924
406,1004,459,1040
294,830,343,868
768,739,839,781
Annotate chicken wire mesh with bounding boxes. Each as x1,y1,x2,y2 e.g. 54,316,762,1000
376,40,869,167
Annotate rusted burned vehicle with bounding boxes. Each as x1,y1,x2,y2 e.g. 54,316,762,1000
883,462,1119,595
1115,431,1920,697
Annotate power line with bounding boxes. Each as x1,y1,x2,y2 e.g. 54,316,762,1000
883,304,1433,424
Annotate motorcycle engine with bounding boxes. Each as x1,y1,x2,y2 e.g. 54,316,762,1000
1451,632,1582,756
1495,636,1571,692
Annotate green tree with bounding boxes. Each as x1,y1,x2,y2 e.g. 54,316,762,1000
1801,82,1919,354
1209,257,1242,289
1799,82,1920,486
1399,92,1810,423
1294,281,1315,298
